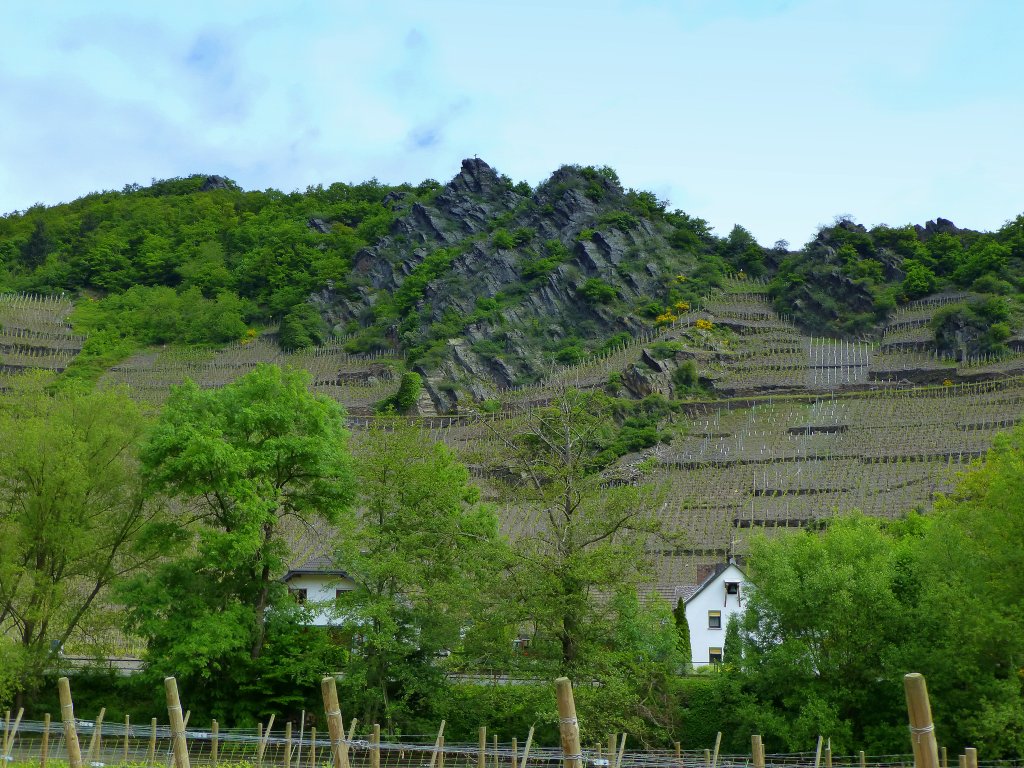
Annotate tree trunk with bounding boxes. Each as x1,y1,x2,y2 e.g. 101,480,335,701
251,560,272,659
250,522,275,659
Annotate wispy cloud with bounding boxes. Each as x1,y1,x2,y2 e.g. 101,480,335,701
0,0,1021,243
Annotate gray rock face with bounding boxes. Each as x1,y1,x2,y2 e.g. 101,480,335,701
312,158,703,407
200,175,231,191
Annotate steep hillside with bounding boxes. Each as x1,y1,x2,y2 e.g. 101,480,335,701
1,158,1023,411
315,158,723,409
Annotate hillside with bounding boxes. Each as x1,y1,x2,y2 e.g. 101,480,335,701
3,160,1024,591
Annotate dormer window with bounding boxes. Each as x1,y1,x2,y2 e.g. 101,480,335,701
725,582,739,595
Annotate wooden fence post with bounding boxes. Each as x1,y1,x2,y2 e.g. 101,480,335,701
859,750,866,768
904,674,940,768
512,737,519,768
58,678,84,768
148,719,157,767
41,713,50,768
124,714,131,764
493,734,499,768
703,750,711,768
372,724,380,768
752,736,765,768
321,677,348,768
439,735,445,768
712,732,722,768
309,728,317,768
813,736,823,768
89,707,106,763
211,720,218,768
3,708,23,761
825,739,832,768
479,728,487,768
286,722,293,768
428,721,446,768
964,748,977,768
521,726,535,768
957,755,966,768
164,677,191,768
615,734,627,768
941,747,947,768
258,715,275,768
555,678,583,768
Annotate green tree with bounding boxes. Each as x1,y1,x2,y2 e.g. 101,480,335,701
902,259,937,298
674,597,692,670
0,375,163,704
915,426,1024,756
121,364,355,715
334,418,500,729
279,302,327,350
486,390,673,679
738,516,922,752
723,614,742,664
376,371,423,414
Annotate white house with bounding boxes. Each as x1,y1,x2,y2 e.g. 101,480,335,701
674,561,747,667
282,555,356,627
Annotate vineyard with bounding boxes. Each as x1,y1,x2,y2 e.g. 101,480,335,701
2,291,1024,597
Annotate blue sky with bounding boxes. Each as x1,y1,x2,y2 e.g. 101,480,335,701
1,1,1021,246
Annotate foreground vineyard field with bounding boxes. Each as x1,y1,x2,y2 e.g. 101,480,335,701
2,292,1022,599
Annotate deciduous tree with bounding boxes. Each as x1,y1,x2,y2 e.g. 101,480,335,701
0,374,163,704
121,364,354,716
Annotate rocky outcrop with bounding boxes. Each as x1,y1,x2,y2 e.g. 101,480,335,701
314,158,702,401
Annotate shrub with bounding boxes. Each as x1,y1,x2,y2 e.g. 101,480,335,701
492,229,516,251
649,341,683,359
279,303,327,350
579,278,617,304
376,371,422,413
673,360,699,391
598,211,640,232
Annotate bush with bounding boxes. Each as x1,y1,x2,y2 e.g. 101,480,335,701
649,341,683,360
279,303,327,350
376,371,422,413
579,278,617,304
492,229,516,250
673,359,699,391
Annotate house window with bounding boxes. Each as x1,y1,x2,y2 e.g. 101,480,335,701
708,610,722,629
725,582,739,595
709,647,723,664
290,588,308,604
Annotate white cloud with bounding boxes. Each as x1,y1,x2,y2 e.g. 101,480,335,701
0,0,1020,244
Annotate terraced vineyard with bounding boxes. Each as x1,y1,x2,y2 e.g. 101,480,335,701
101,339,405,415
0,293,84,377
3,291,1023,603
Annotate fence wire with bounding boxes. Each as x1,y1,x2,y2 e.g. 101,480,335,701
0,721,1018,768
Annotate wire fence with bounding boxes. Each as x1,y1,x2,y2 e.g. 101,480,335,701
2,720,1019,768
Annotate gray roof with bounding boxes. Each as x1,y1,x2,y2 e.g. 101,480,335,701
671,561,746,606
282,554,347,582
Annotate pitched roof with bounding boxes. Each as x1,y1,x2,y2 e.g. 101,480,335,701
282,553,347,582
671,561,746,606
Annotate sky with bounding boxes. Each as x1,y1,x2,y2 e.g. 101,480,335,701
0,0,1022,246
